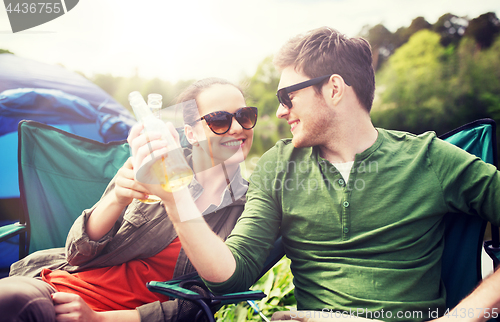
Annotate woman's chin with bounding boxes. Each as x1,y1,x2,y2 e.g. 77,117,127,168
218,147,247,165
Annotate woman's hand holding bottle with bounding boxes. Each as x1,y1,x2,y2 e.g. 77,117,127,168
112,157,151,207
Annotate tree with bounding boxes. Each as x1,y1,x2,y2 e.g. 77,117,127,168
92,74,122,99
360,24,395,71
393,16,432,48
433,13,468,47
372,30,449,133
91,73,193,115
243,56,281,116
360,17,435,72
241,56,290,157
452,35,500,123
372,23,500,142
465,12,500,49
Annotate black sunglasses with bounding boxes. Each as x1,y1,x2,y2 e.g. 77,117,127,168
276,74,350,109
193,106,258,135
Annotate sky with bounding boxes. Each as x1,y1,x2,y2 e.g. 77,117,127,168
1,0,499,83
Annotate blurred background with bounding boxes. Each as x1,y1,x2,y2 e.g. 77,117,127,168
1,1,500,320
2,0,499,160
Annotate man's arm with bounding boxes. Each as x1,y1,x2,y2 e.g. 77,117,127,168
428,138,500,321
128,123,237,283
128,123,280,286
161,186,237,283
434,268,500,322
269,272,500,322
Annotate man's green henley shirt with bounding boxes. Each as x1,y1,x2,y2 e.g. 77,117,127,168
205,128,500,321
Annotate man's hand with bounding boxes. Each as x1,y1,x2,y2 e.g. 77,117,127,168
271,310,382,321
127,123,173,199
52,292,101,322
128,124,168,187
127,122,192,209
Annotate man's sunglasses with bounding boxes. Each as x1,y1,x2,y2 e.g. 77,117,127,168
276,74,350,109
193,106,258,135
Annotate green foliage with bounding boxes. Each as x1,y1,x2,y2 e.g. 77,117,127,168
359,24,394,70
215,257,295,322
89,56,287,160
372,25,500,157
91,74,194,115
432,13,468,47
362,13,469,70
0,49,14,55
241,56,291,158
243,56,281,116
364,11,500,137
392,16,432,50
361,17,433,72
465,12,500,49
373,30,448,133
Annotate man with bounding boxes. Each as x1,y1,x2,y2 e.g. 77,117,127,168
136,27,500,321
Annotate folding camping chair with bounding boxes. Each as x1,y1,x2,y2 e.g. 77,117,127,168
439,118,500,310
0,120,130,259
147,118,500,321
0,120,266,319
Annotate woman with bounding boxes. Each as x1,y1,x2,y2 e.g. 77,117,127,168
1,78,258,322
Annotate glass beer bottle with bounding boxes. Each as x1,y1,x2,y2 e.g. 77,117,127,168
128,91,193,203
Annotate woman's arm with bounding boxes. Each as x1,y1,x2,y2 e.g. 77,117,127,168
86,157,149,241
65,157,150,266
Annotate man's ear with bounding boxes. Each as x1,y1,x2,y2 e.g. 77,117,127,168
184,124,199,146
325,74,347,105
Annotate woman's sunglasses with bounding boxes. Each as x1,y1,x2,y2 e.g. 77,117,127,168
193,106,258,135
276,74,350,109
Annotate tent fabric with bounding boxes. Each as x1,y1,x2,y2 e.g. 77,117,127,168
0,54,136,270
0,88,96,136
0,88,135,198
0,54,131,119
0,53,136,142
0,88,134,142
0,54,137,199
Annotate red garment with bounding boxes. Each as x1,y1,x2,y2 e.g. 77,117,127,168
42,237,181,311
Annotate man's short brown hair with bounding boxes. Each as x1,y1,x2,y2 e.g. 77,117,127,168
274,26,375,111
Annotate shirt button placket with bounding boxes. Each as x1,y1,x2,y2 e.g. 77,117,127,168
342,200,350,238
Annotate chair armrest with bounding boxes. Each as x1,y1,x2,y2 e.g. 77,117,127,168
0,222,26,243
147,273,266,322
147,277,266,305
484,240,500,268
